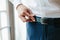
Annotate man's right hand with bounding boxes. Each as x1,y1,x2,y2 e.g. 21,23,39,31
16,4,35,22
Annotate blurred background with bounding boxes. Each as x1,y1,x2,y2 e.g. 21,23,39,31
0,0,26,40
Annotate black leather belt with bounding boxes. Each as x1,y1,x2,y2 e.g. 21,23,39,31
34,16,60,24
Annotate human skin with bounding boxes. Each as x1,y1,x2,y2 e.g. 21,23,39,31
16,4,35,22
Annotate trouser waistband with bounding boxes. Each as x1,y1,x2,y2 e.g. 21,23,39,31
34,16,60,24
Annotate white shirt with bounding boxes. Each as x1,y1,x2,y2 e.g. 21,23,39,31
13,0,60,18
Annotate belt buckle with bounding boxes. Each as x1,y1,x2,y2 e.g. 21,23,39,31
36,17,47,24
40,18,47,24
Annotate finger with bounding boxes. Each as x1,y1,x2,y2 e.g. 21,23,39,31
25,11,35,17
25,10,35,22
25,12,35,22
19,15,27,22
27,9,35,21
26,19,33,22
29,16,35,22
27,9,35,16
24,16,33,22
24,11,31,16
20,16,33,22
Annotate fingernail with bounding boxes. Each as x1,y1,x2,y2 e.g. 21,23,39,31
33,20,35,21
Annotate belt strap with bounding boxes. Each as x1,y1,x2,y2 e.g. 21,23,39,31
34,16,60,24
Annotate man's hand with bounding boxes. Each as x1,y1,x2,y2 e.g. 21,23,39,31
17,4,35,22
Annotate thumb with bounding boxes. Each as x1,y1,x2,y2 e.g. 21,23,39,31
27,9,36,22
29,14,35,22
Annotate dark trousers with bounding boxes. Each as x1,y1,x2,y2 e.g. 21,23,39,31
26,16,60,40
